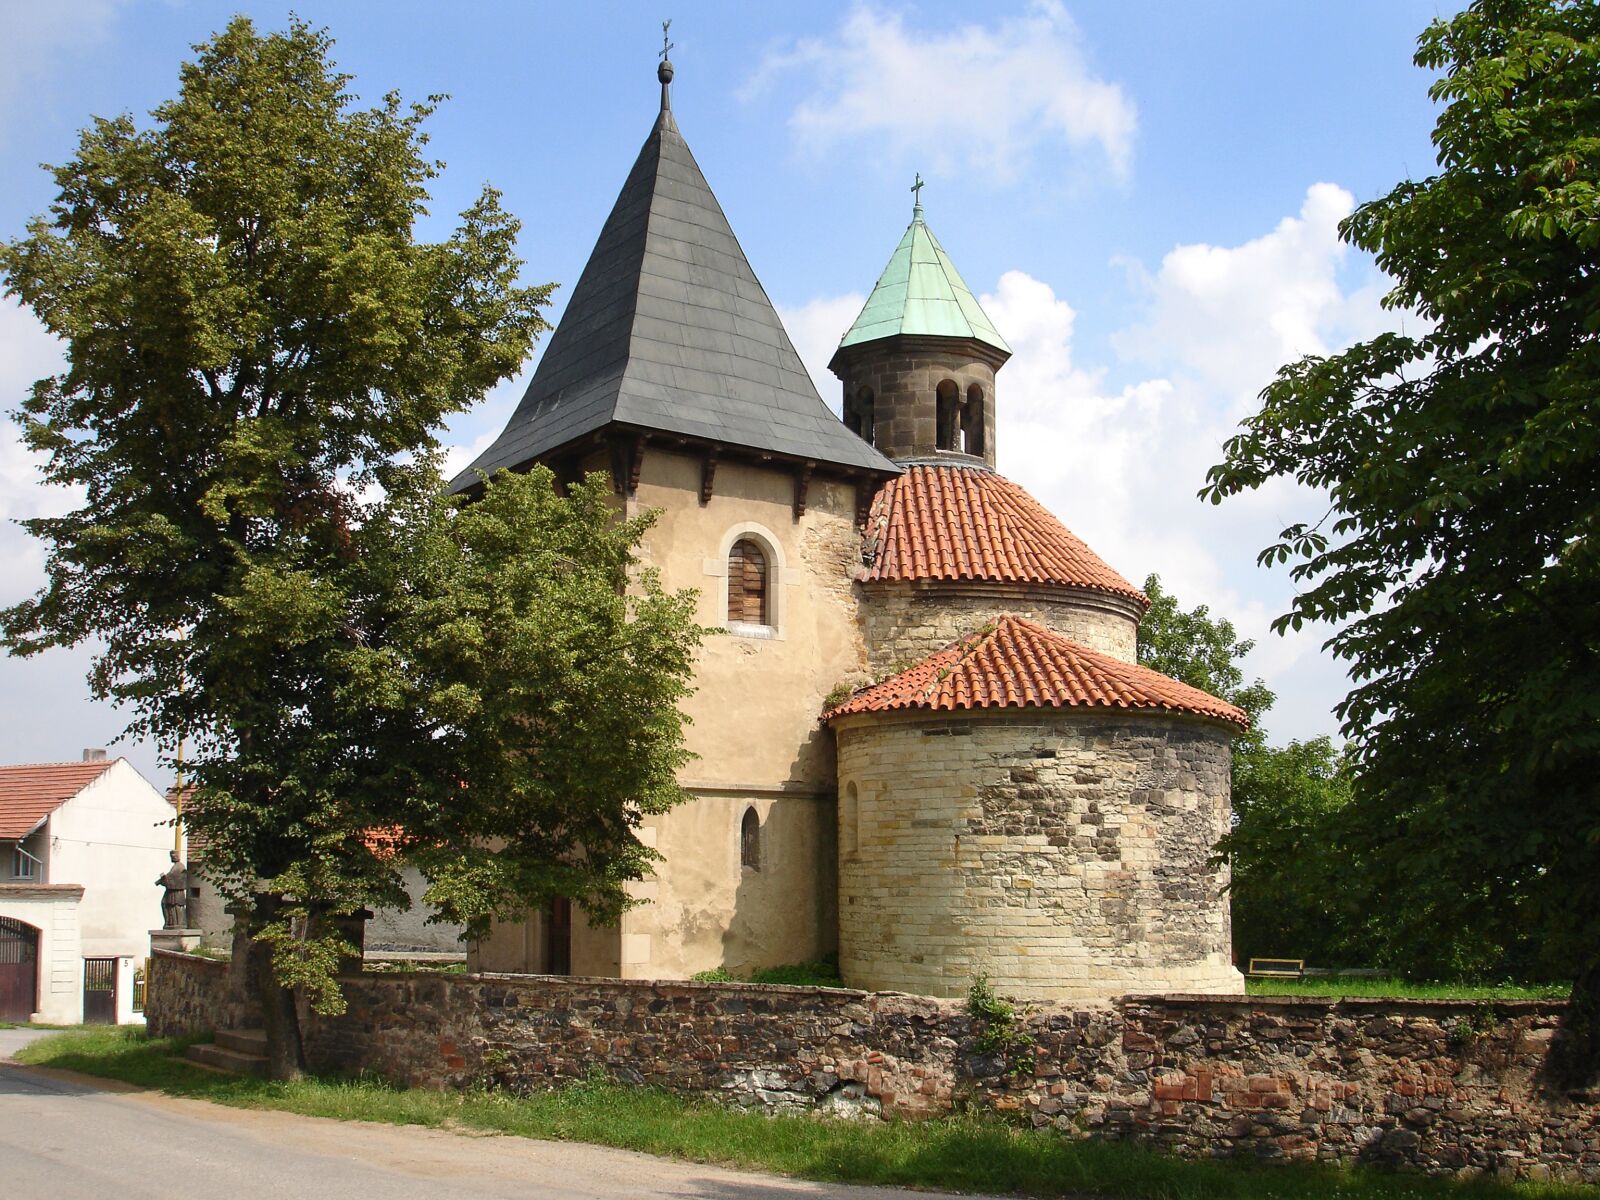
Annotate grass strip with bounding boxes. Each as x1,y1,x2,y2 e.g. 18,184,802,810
1243,979,1570,1001
16,1027,1589,1200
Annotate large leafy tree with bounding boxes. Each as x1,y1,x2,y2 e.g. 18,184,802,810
1,19,703,1077
1202,0,1600,1073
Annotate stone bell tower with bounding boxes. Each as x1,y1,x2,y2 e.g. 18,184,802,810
827,180,1011,468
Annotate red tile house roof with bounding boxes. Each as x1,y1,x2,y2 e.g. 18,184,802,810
862,464,1148,605
824,615,1248,729
0,760,119,839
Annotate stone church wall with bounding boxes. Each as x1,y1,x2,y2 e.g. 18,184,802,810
834,710,1241,1001
148,951,1599,1183
858,581,1140,672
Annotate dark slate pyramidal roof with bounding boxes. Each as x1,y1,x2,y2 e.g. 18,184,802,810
450,83,897,492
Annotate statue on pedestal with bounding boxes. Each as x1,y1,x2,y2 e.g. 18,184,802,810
158,852,190,930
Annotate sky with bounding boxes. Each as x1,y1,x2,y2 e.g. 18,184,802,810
0,1,1458,789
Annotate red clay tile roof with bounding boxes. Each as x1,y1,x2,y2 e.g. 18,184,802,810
862,464,1147,606
0,760,119,839
824,615,1248,728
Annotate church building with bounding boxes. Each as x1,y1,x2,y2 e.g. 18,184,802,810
456,54,1246,1001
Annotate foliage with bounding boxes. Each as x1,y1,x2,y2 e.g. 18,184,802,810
0,17,703,1070
1136,575,1275,752
966,974,1033,1069
22,1027,1592,1199
1200,0,1600,1026
1221,737,1365,966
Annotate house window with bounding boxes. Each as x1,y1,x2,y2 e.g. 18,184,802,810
740,807,761,870
11,844,38,880
727,539,769,626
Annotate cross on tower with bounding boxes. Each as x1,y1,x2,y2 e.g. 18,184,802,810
910,173,925,207
660,19,674,62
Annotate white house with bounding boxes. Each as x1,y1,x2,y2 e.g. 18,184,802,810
0,754,176,1024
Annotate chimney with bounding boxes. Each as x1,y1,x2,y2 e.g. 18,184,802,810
82,748,107,762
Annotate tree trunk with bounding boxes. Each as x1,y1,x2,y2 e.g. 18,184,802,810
1550,959,1600,1093
249,895,307,1081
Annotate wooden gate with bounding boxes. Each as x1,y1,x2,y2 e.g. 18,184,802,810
0,916,39,1023
83,956,117,1024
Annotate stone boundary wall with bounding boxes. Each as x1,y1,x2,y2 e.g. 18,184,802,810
146,950,1599,1183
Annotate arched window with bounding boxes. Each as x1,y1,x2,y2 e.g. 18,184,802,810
842,782,859,859
856,387,876,444
935,379,961,450
962,384,985,456
740,807,761,870
727,539,769,626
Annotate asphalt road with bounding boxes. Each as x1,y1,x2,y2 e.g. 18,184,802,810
0,1046,1009,1200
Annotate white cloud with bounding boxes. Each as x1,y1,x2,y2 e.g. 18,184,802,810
748,1,1136,183
0,1,123,138
780,183,1399,745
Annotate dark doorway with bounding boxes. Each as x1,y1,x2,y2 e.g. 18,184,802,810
83,957,116,1024
545,897,572,976
0,917,38,1023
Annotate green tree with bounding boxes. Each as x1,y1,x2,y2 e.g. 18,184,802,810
1201,0,1599,1071
1136,574,1276,748
1,19,703,1077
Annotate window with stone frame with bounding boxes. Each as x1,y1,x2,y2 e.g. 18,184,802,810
740,806,761,870
727,538,770,626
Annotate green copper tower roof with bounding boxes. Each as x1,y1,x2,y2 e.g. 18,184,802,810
836,200,1010,356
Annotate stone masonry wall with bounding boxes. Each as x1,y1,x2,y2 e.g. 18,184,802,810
835,711,1241,1001
148,950,1599,1183
831,337,998,467
858,581,1141,673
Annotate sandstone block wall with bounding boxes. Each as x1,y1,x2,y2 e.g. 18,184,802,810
835,711,1241,1001
147,951,1598,1183
831,337,999,466
858,581,1141,672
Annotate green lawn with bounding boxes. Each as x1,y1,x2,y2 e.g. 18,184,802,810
15,1027,1590,1200
1244,977,1570,1001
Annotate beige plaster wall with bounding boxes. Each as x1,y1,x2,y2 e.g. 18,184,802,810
859,581,1141,672
629,448,869,789
621,790,837,979
470,905,621,977
835,710,1243,1002
613,448,861,978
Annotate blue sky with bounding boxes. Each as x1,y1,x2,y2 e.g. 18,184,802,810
0,1,1458,786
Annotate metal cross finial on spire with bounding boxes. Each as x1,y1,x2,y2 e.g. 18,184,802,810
911,172,925,217
657,18,675,110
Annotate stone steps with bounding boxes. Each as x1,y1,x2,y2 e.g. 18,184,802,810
185,1029,267,1077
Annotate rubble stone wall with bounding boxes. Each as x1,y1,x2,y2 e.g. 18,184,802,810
147,954,1598,1183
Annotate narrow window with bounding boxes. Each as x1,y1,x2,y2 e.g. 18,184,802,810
741,807,761,870
962,384,985,456
727,538,769,626
842,782,859,859
857,387,875,445
935,379,961,450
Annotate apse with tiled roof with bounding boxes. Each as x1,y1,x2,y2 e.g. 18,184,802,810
827,200,1247,1002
